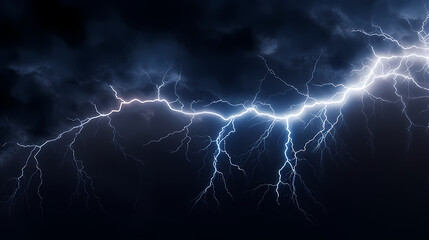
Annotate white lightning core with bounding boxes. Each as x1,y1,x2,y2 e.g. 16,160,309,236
5,13,429,219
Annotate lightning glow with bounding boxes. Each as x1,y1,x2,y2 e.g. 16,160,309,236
5,12,429,219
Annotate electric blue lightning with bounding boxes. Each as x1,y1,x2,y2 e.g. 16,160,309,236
5,12,429,219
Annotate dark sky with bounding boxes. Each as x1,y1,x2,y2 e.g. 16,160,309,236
1,0,429,239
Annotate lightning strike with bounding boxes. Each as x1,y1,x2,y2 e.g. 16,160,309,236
6,12,429,219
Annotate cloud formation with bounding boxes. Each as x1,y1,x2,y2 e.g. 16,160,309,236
0,0,426,143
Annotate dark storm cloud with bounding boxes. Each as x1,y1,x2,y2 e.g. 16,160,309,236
0,0,426,142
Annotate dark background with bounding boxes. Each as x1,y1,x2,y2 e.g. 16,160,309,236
1,0,429,239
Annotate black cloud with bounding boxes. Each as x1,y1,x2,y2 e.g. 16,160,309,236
0,0,400,142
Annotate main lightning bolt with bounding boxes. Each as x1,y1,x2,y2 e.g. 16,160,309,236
4,12,429,219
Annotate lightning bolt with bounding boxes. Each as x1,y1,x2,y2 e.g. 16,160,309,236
5,11,429,220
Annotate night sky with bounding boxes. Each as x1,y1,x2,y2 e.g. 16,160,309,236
2,0,429,239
